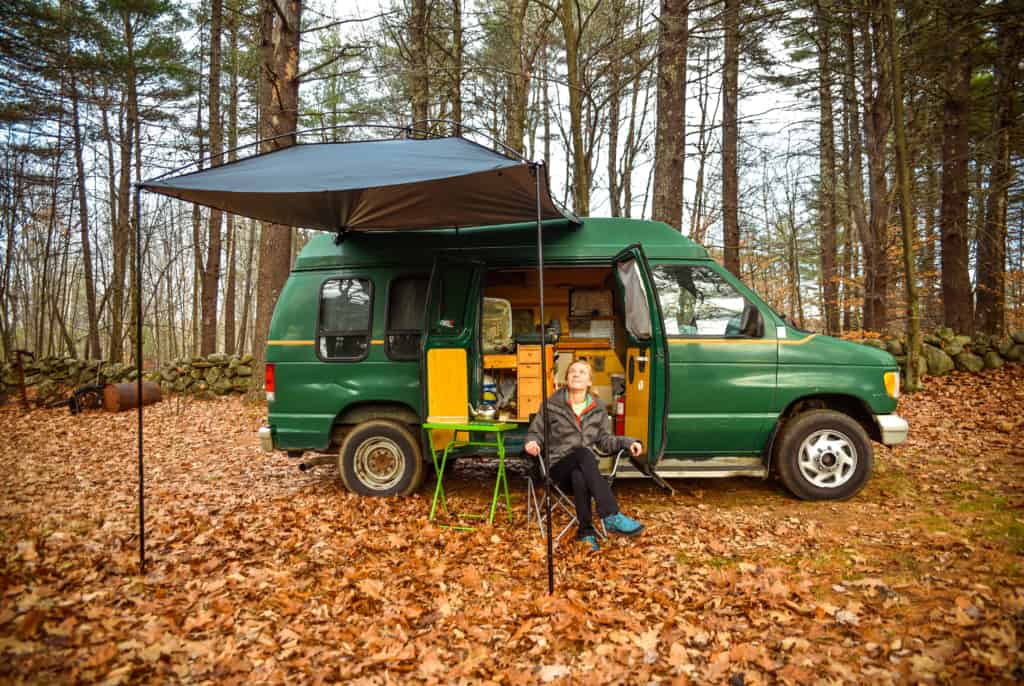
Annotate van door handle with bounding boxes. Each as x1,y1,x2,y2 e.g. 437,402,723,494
628,355,635,383
637,355,648,373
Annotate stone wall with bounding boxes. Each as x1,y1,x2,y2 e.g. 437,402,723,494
4,330,1022,404
1,354,255,405
851,329,1024,378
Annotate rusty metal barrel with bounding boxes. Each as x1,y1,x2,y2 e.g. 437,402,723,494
103,381,162,411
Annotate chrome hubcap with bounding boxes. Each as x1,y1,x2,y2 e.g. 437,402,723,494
797,429,857,488
353,437,404,490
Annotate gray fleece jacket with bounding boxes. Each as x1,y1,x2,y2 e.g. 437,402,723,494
525,388,638,465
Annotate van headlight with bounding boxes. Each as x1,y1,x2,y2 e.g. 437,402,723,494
884,371,900,399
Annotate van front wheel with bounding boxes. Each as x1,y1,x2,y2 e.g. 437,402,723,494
774,410,872,501
338,420,424,496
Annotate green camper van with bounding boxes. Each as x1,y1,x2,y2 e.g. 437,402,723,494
258,216,907,501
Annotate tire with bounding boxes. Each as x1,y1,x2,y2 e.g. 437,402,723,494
774,410,873,501
338,420,424,496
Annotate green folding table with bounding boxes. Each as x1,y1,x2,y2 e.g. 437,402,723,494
423,421,519,528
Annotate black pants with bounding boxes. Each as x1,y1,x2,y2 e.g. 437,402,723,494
548,446,619,537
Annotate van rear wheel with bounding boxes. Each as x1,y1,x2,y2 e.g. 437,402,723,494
774,410,872,501
338,420,424,496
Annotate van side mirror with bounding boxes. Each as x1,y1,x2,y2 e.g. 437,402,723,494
739,303,764,338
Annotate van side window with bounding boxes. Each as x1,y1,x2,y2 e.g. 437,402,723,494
386,276,428,360
318,277,372,360
652,265,763,338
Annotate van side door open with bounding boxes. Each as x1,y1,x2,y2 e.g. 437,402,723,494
613,246,668,467
421,256,482,423
652,263,778,456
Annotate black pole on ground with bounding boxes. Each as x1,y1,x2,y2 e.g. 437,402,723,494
533,163,554,594
134,184,145,575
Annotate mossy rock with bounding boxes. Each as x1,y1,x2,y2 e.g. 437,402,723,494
995,337,1014,356
983,351,1005,370
231,377,249,391
862,339,887,350
922,344,954,376
954,351,984,373
204,367,222,383
190,368,205,380
886,340,905,356
1006,344,1024,362
923,333,941,346
936,327,956,342
234,364,252,377
228,357,240,369
212,378,234,395
161,368,179,382
35,379,60,403
208,352,229,364
1011,332,1024,344
191,361,213,369
944,340,964,356
971,334,990,356
241,353,254,365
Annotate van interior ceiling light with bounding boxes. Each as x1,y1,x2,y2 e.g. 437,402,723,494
265,363,276,403
884,370,900,399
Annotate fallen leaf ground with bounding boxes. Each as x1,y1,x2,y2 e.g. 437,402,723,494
1,367,1022,684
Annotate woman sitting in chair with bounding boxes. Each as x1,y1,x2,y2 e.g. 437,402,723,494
524,359,645,551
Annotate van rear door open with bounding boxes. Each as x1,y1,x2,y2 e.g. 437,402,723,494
613,246,668,467
421,256,482,424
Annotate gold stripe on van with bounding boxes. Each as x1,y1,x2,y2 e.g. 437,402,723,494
267,340,315,346
669,334,817,346
371,339,385,344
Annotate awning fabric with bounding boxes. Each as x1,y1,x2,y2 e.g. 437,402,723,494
141,137,572,231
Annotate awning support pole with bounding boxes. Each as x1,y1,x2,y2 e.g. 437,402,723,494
533,163,554,594
134,183,146,575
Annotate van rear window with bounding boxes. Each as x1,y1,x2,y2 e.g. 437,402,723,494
386,276,428,360
318,278,372,360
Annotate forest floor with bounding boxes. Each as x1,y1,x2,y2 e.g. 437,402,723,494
1,366,1022,685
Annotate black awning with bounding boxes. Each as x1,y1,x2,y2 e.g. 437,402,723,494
141,136,572,230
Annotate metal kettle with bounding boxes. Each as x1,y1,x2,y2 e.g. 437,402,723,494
468,402,497,421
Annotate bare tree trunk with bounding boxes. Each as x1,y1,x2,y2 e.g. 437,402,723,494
940,3,974,334
451,0,462,131
223,2,239,356
238,217,257,354
861,3,890,332
192,85,205,356
409,0,429,126
505,0,531,154
652,0,688,229
110,10,138,362
606,0,625,218
815,0,839,334
201,0,224,355
886,0,920,390
558,0,589,215
974,18,1015,335
722,0,740,274
689,42,711,243
842,9,868,331
71,74,101,359
253,0,302,393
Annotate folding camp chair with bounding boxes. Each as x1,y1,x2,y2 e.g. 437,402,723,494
525,448,625,547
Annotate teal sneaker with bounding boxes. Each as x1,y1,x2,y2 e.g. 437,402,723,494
603,512,644,536
577,534,599,551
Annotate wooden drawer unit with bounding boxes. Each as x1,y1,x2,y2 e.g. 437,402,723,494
517,372,543,396
515,345,555,420
517,346,543,364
